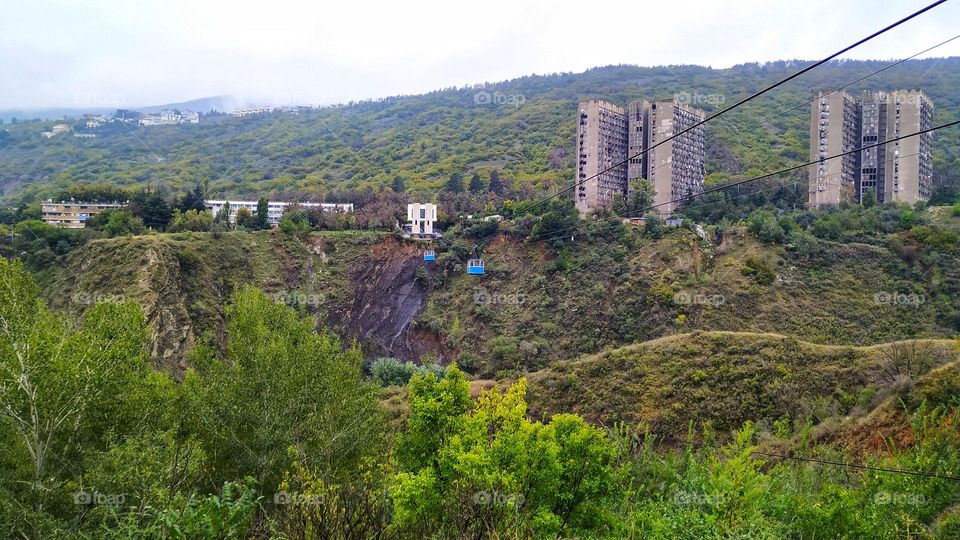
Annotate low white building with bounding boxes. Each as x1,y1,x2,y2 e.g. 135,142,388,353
206,200,354,227
407,203,437,236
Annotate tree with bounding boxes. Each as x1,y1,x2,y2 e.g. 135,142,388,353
392,175,407,193
862,188,877,208
87,209,146,237
129,189,173,230
194,287,384,491
444,172,464,193
180,182,207,212
168,209,213,232
392,372,618,538
214,201,232,228
0,259,149,525
469,172,485,194
255,197,270,230
234,207,256,230
489,170,505,196
627,179,654,213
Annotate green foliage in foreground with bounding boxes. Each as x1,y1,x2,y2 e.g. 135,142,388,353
2,256,960,538
369,356,446,387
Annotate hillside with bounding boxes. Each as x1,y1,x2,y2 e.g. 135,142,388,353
41,212,960,376
524,331,959,442
2,59,959,203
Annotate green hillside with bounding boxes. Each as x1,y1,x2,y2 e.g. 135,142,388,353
525,331,959,441
39,204,960,376
2,59,959,204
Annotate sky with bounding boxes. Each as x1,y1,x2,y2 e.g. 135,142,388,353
1,0,959,110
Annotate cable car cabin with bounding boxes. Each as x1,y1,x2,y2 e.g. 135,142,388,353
467,258,485,275
423,250,436,261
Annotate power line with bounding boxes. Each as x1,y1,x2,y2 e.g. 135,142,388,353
748,448,960,481
520,0,949,216
527,120,960,242
639,32,960,184
546,31,960,226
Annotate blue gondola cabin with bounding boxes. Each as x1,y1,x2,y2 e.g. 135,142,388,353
467,258,485,275
424,250,436,261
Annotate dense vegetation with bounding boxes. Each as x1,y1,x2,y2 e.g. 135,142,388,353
2,59,959,216
3,58,960,538
3,255,959,537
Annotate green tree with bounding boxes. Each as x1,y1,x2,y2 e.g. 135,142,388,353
468,172,485,194
129,189,173,230
255,197,270,230
392,372,618,538
234,207,256,230
0,259,149,532
444,172,465,193
489,170,505,195
213,201,232,227
392,175,407,193
193,287,384,491
862,188,877,208
169,209,213,232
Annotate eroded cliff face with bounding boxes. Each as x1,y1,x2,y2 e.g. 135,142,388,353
322,236,448,363
44,232,447,376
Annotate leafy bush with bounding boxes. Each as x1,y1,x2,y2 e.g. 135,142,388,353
370,357,446,387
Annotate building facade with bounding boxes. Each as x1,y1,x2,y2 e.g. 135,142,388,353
205,200,354,227
41,201,126,228
575,100,629,216
576,98,705,217
809,90,933,208
407,203,437,236
641,100,706,216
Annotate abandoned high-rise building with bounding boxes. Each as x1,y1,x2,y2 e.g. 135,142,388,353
576,98,705,217
640,100,707,216
575,100,629,215
809,91,861,208
809,90,933,208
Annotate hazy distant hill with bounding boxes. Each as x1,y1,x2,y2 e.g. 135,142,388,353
1,59,958,202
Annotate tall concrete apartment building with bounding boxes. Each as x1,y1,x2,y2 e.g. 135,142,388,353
642,100,707,216
576,99,705,217
809,90,933,208
809,91,861,208
576,100,628,215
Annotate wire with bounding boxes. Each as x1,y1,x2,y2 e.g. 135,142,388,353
747,448,960,481
517,0,950,217
639,32,960,184
526,120,959,242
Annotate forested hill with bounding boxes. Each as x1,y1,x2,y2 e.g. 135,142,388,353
2,58,959,203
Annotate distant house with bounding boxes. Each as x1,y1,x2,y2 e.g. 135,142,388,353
665,218,684,227
205,200,354,227
233,107,272,117
406,203,438,237
140,110,182,126
42,200,126,229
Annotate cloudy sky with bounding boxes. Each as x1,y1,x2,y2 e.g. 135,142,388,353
1,0,958,109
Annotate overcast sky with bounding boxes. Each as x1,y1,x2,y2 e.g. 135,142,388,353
2,0,958,109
